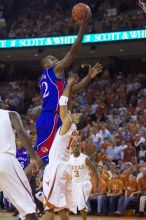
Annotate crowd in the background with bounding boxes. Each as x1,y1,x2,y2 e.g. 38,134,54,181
0,0,145,39
0,66,146,216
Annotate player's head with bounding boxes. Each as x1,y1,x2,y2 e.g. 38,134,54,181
72,140,81,155
71,113,87,130
41,55,58,69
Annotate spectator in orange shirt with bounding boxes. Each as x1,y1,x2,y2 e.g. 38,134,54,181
107,162,116,179
88,177,108,215
96,148,107,162
97,163,109,183
115,174,140,215
131,156,139,176
107,173,124,213
95,178,108,215
138,168,146,216
123,143,136,162
119,164,133,186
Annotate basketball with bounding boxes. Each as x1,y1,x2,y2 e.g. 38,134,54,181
81,143,97,157
72,3,91,21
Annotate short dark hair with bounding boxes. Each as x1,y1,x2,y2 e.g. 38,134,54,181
76,114,87,130
41,55,54,69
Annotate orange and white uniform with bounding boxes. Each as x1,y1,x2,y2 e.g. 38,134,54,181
43,123,77,212
0,109,36,218
68,153,92,213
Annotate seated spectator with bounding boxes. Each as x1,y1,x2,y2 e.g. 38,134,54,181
134,133,145,155
119,164,133,186
106,140,126,163
97,163,110,183
107,162,116,179
138,144,146,164
138,168,146,216
99,123,112,140
88,177,108,215
115,174,140,215
123,143,136,162
95,178,108,215
107,173,124,214
91,127,103,150
131,156,140,176
96,148,107,163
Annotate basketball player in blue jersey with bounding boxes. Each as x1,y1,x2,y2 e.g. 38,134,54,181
33,17,89,166
25,16,103,177
16,146,29,170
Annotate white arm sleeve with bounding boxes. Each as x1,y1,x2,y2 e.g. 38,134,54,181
59,96,68,106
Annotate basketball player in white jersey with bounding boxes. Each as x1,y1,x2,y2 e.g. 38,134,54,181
43,73,88,220
69,141,98,220
0,99,40,220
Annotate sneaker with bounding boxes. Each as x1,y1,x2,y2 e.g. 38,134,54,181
114,211,121,215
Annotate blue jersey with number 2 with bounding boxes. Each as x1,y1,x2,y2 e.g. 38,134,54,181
34,67,66,163
40,67,65,113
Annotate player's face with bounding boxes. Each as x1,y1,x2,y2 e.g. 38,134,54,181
72,141,80,154
45,56,58,68
71,113,82,124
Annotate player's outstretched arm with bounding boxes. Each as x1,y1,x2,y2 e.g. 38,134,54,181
59,73,78,135
9,111,40,172
72,62,103,93
85,157,98,183
54,17,89,78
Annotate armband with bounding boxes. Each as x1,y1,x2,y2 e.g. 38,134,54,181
59,96,68,106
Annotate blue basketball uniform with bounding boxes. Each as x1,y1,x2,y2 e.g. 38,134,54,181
16,148,29,169
34,67,66,163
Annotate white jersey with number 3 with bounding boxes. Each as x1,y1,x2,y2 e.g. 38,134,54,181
68,153,92,213
69,153,90,182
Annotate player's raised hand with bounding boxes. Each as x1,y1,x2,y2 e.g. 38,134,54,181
88,63,103,79
67,72,79,86
77,10,91,26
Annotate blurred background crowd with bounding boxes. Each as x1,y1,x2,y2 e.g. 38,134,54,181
0,0,145,39
0,0,146,217
0,64,146,216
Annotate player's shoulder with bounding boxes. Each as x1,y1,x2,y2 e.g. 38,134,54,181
9,111,20,118
0,109,17,117
0,108,7,113
80,152,89,159
41,67,54,78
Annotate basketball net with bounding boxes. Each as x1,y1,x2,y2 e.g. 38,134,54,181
139,0,146,13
